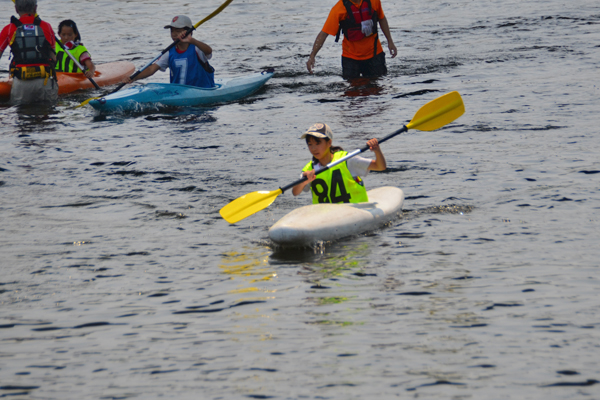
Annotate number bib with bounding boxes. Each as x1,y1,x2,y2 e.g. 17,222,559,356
302,151,369,204
168,45,214,88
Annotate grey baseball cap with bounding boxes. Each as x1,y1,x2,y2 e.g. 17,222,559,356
300,123,333,140
164,15,193,29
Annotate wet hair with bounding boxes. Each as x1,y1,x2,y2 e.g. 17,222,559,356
15,0,37,14
58,19,81,41
305,135,343,165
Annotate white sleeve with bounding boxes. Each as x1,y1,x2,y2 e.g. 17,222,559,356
346,156,372,177
155,52,169,72
195,47,211,63
299,172,311,193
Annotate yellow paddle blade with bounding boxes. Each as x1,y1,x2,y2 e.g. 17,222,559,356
220,189,283,224
76,96,100,108
194,0,234,28
407,91,465,131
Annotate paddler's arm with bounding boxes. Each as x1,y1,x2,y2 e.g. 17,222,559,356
292,170,316,196
122,63,160,84
179,33,212,57
306,31,329,74
378,17,397,58
366,138,387,171
83,58,95,79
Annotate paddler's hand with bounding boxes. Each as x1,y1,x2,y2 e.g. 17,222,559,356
178,31,192,43
367,138,381,152
302,170,316,182
292,170,316,196
84,67,95,79
121,75,133,84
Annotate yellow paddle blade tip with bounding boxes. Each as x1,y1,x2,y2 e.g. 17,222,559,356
76,97,100,109
220,189,282,224
406,91,465,131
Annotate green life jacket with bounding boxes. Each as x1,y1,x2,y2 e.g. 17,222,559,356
302,151,369,204
55,43,88,73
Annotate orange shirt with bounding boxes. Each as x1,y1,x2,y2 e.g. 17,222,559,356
322,0,385,60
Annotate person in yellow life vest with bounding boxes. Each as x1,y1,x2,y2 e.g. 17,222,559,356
292,123,387,204
55,20,95,79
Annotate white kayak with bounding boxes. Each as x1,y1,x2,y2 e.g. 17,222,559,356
269,187,404,247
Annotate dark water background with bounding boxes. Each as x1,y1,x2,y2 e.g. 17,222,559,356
1,0,599,398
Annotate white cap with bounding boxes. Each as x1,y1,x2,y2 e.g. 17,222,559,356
164,15,193,29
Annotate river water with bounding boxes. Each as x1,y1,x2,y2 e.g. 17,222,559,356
1,0,599,398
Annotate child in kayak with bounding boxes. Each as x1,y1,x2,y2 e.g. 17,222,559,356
123,15,215,88
292,123,386,204
56,20,95,78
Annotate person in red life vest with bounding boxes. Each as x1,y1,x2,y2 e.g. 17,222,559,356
292,123,387,204
306,0,397,79
0,0,57,104
123,15,215,88
55,20,96,79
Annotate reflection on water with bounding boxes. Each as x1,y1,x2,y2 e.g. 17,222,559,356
302,243,372,281
272,241,375,284
343,77,386,97
1,104,61,136
219,246,277,295
269,243,325,264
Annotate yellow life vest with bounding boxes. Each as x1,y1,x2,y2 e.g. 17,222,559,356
55,43,89,73
302,151,369,204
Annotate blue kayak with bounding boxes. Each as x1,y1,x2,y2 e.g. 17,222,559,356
89,70,274,112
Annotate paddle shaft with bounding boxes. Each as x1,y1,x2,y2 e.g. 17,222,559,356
55,37,100,89
279,125,408,193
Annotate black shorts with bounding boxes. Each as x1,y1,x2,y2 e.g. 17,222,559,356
341,52,387,79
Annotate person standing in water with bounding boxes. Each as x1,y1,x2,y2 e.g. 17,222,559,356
306,0,397,79
0,0,57,104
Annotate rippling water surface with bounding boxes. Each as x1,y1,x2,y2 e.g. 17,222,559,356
1,0,600,398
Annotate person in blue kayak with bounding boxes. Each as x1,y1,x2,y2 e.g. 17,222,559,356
55,20,96,79
123,15,215,87
292,123,386,204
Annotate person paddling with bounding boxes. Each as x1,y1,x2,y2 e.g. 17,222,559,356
55,20,96,79
0,0,57,104
292,123,386,203
306,0,397,79
122,15,215,88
